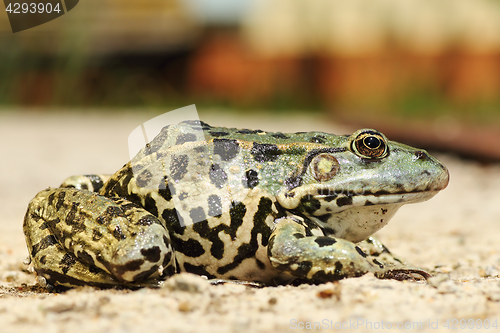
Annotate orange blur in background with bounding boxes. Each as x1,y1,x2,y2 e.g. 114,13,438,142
0,0,499,158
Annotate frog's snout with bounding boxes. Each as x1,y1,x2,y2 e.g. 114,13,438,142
428,161,449,192
413,149,449,192
438,165,450,190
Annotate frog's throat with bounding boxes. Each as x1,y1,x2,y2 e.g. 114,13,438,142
311,203,403,242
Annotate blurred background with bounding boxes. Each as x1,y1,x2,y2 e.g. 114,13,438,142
0,0,499,159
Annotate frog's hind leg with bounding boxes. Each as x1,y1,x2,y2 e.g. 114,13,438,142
267,216,429,283
24,188,176,288
60,175,111,192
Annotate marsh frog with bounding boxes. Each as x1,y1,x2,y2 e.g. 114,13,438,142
24,121,449,288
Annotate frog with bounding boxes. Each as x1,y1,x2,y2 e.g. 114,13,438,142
23,121,449,288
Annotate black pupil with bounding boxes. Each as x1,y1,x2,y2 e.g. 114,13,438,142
364,136,381,149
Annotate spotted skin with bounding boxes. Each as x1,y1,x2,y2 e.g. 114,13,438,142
24,122,449,288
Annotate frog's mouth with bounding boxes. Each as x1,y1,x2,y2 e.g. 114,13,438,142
277,185,442,213
315,189,440,208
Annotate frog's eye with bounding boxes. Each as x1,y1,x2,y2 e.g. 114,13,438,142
352,131,388,159
311,153,340,182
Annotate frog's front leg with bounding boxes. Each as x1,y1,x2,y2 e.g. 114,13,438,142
267,216,429,282
24,188,176,288
356,236,430,280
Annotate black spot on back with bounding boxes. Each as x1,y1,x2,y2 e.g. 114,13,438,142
271,133,289,139
176,238,205,258
213,139,240,161
310,136,326,144
176,133,198,145
209,164,228,189
170,154,189,182
158,176,173,201
209,131,229,137
190,206,206,224
228,201,246,240
251,142,281,162
194,146,207,154
192,220,224,260
193,200,248,261
144,194,159,217
238,129,264,134
207,194,222,217
144,126,170,155
243,169,259,189
136,169,153,188
162,208,185,234
199,121,212,128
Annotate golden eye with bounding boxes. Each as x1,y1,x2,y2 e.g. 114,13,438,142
352,130,388,159
312,153,340,182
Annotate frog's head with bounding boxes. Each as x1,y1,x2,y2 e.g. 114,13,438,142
276,129,449,242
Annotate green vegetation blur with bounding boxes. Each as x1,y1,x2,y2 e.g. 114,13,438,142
0,0,499,125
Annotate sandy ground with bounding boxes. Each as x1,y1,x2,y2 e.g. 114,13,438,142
1,109,500,333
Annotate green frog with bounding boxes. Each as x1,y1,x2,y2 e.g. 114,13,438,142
23,121,449,288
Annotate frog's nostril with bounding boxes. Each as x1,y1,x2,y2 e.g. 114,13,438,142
414,151,428,160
